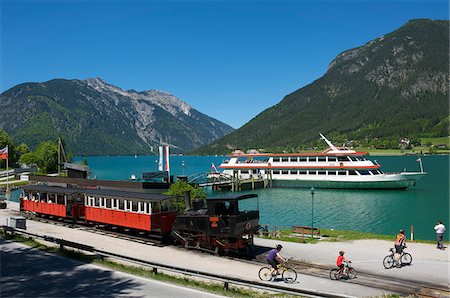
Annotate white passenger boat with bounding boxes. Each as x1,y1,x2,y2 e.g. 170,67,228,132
217,134,426,189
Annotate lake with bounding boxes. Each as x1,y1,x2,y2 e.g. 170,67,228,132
71,154,448,241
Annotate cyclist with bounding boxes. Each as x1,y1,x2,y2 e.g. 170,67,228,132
336,251,351,277
394,229,406,267
266,244,287,276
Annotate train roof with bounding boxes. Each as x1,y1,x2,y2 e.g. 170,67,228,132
22,185,80,195
80,188,176,202
206,194,258,201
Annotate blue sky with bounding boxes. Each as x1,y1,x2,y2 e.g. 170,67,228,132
1,0,448,128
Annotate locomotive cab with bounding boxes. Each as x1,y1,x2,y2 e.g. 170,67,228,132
172,194,260,254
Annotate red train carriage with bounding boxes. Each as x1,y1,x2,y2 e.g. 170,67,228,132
21,185,85,219
81,189,178,235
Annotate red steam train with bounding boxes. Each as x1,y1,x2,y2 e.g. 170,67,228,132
20,184,260,253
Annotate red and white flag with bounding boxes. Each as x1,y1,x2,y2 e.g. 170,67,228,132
0,146,8,160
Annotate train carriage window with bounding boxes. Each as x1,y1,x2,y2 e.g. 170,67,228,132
152,202,161,213
57,195,64,205
132,201,139,212
105,198,112,209
94,197,100,207
161,198,177,212
118,199,125,210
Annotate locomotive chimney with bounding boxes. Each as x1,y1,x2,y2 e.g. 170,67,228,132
184,191,191,211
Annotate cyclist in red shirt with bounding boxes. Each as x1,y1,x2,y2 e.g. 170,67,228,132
336,251,350,276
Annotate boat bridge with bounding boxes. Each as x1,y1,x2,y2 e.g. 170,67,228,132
187,172,268,191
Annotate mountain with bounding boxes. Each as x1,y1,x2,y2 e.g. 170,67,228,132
0,78,234,155
193,19,449,154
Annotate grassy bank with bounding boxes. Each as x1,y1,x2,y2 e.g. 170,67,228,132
0,231,275,297
257,228,447,245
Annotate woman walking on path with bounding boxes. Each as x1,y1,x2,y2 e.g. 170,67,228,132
434,221,446,250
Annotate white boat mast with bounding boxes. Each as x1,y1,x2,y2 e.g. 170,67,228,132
319,133,356,154
320,133,338,151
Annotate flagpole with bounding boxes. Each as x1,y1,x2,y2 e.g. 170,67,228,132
419,159,424,173
6,145,9,203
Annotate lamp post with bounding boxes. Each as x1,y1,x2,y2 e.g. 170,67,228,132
311,187,315,239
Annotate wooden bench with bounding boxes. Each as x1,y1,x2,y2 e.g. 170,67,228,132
292,225,320,238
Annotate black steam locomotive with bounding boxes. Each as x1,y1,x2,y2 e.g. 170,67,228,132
171,193,260,254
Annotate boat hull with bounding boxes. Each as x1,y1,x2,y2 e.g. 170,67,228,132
270,173,425,189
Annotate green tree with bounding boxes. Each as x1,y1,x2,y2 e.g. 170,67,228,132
35,141,58,173
164,181,207,212
19,152,40,168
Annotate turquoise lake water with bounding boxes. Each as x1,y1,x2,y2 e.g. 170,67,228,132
70,154,448,241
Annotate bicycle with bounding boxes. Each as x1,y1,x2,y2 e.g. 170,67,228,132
329,261,356,280
258,259,298,283
383,246,412,269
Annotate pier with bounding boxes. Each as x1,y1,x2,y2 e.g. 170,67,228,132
191,171,272,191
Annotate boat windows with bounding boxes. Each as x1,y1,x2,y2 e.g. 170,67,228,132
299,157,307,162
281,157,289,162
349,156,358,161
273,157,280,162
318,170,326,175
359,170,370,175
309,170,317,175
328,156,337,162
318,157,326,162
299,171,307,175
282,170,289,175
240,170,249,174
338,156,349,162
338,171,347,176
290,157,298,162
328,171,337,175
349,170,357,175
309,157,317,162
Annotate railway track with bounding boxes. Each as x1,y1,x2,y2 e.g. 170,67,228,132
15,211,450,297
251,256,450,297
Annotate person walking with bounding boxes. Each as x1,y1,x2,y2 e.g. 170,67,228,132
434,221,446,250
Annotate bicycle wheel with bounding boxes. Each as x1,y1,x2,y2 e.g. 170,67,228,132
401,253,412,265
258,267,273,281
282,267,297,283
347,268,357,279
383,255,394,269
329,269,339,280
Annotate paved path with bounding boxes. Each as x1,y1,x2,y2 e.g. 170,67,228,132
1,201,449,297
1,239,225,298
